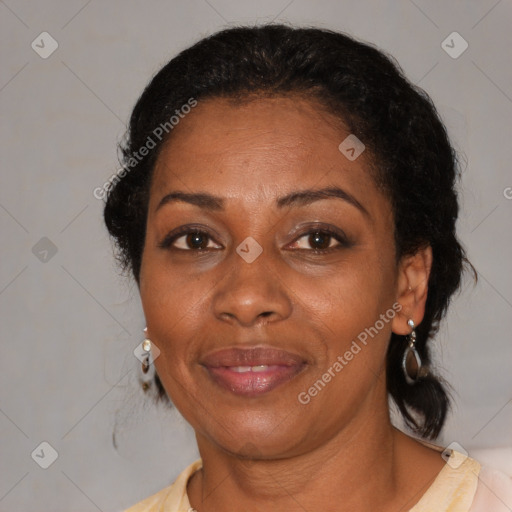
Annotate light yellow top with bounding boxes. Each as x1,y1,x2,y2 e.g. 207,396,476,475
124,450,512,512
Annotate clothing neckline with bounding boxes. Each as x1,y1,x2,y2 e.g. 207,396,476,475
409,448,480,511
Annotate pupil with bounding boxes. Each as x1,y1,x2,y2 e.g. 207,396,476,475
187,232,206,249
310,232,330,249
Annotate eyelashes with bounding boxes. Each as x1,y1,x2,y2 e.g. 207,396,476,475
158,224,353,254
158,226,221,252
286,225,352,253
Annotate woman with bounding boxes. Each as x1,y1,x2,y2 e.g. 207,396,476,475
104,24,512,512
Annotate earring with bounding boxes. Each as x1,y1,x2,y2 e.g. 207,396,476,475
142,338,151,374
402,319,423,385
141,327,152,392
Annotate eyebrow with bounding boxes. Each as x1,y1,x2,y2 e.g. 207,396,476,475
156,186,369,217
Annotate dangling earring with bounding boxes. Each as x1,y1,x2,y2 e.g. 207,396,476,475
402,319,423,384
141,327,152,392
142,339,151,374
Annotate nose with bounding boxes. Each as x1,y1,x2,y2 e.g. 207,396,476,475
212,251,293,327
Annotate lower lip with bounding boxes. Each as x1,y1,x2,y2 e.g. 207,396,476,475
205,365,304,396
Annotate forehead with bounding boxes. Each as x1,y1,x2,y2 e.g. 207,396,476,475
150,95,386,215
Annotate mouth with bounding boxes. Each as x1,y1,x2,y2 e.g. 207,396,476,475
200,346,307,397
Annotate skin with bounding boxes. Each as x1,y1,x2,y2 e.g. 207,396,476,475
139,95,445,512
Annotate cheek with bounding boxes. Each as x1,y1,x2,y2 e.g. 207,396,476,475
140,256,207,325
301,274,395,407
304,255,390,323
139,257,215,385
303,254,397,375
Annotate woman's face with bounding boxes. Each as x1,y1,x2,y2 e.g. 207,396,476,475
139,95,405,458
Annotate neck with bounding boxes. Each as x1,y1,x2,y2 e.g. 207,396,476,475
187,390,411,511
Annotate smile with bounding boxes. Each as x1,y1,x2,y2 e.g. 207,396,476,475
200,347,307,397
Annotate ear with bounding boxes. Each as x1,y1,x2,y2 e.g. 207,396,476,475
391,245,433,335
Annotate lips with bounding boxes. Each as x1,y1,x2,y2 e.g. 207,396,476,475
200,347,307,396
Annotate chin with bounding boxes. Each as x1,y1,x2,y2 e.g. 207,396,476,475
194,406,313,459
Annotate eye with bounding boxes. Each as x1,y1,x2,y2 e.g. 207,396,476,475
289,226,351,253
159,227,222,251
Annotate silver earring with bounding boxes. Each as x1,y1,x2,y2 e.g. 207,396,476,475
402,319,423,385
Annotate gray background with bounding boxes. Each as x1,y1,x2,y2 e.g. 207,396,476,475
1,1,511,511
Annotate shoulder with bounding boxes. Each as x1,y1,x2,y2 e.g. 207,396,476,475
123,459,202,512
410,450,480,511
469,464,512,512
411,448,512,512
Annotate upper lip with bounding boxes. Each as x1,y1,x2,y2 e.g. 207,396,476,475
201,346,306,368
